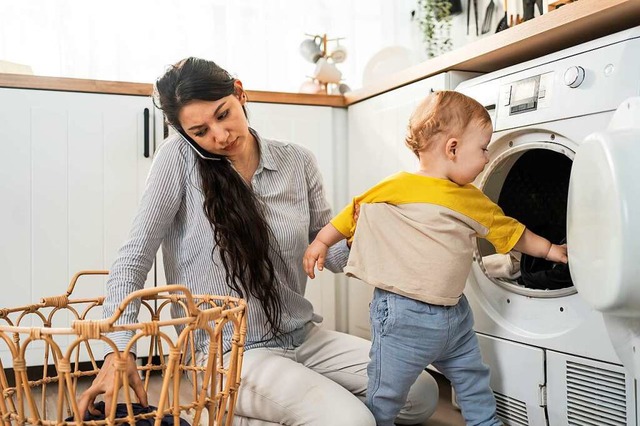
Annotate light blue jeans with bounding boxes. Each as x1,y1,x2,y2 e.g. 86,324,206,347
366,288,502,426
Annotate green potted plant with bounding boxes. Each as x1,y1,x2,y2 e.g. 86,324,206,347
416,0,457,58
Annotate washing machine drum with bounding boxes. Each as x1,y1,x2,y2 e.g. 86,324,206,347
496,149,573,290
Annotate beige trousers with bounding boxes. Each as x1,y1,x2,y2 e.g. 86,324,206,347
193,323,439,426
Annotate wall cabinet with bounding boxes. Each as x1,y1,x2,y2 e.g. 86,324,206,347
0,90,345,365
0,88,162,365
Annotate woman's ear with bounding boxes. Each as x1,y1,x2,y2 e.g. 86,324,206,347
234,80,247,104
445,138,458,160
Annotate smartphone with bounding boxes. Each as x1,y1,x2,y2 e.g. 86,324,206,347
169,125,222,161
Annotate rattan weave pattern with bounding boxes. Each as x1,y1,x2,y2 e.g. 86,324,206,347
0,271,247,426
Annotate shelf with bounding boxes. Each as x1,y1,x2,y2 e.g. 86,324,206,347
344,0,640,105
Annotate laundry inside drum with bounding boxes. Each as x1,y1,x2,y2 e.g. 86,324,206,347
479,148,573,290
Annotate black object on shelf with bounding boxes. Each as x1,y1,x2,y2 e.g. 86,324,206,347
467,0,471,34
450,0,463,15
496,0,509,32
473,0,479,35
523,0,544,21
481,0,496,34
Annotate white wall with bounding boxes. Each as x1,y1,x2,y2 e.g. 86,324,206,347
0,0,544,92
0,0,417,91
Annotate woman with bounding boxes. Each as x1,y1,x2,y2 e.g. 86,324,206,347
77,57,439,425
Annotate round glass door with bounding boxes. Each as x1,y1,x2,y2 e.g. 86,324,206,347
475,136,575,298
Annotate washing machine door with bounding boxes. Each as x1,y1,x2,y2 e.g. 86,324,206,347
568,97,640,377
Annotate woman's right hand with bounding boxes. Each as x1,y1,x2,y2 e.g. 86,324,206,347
76,352,148,419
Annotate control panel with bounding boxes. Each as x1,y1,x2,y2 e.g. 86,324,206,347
455,28,640,133
500,72,554,116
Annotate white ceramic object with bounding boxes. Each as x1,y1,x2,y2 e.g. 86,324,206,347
299,79,325,94
313,58,342,84
330,45,348,64
299,38,323,64
362,46,420,87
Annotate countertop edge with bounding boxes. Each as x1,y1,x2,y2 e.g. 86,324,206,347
0,74,346,107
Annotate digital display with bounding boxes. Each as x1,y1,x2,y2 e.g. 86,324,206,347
508,76,541,115
512,78,538,102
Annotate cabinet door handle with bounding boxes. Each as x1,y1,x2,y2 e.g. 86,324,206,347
143,108,150,158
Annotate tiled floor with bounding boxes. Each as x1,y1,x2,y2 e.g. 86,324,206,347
422,372,466,426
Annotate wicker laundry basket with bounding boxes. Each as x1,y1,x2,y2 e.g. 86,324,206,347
0,271,247,426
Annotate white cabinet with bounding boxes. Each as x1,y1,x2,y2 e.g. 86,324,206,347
345,72,479,338
0,88,161,365
247,102,347,331
477,333,547,426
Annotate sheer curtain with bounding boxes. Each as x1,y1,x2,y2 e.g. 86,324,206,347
0,0,425,91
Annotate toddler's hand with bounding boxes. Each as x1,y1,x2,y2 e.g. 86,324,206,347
303,240,329,279
545,243,568,264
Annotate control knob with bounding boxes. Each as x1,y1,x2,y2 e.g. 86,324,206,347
564,66,585,88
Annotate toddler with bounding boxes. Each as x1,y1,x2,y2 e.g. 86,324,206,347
303,90,567,425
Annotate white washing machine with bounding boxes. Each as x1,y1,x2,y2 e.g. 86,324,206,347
456,27,640,425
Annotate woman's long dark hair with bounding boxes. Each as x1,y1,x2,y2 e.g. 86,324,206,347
154,57,284,341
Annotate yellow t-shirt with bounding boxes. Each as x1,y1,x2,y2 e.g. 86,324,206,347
333,172,525,305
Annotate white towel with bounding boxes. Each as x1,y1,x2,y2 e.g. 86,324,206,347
482,252,521,279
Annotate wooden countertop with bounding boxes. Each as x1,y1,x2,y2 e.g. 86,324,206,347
0,73,346,107
1,0,639,108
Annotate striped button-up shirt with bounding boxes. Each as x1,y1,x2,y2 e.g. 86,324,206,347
103,130,348,354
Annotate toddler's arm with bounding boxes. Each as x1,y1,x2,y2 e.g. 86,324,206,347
304,224,347,279
513,229,568,263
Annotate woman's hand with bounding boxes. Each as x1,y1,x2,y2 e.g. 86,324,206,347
303,240,329,279
76,352,148,419
545,243,568,264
